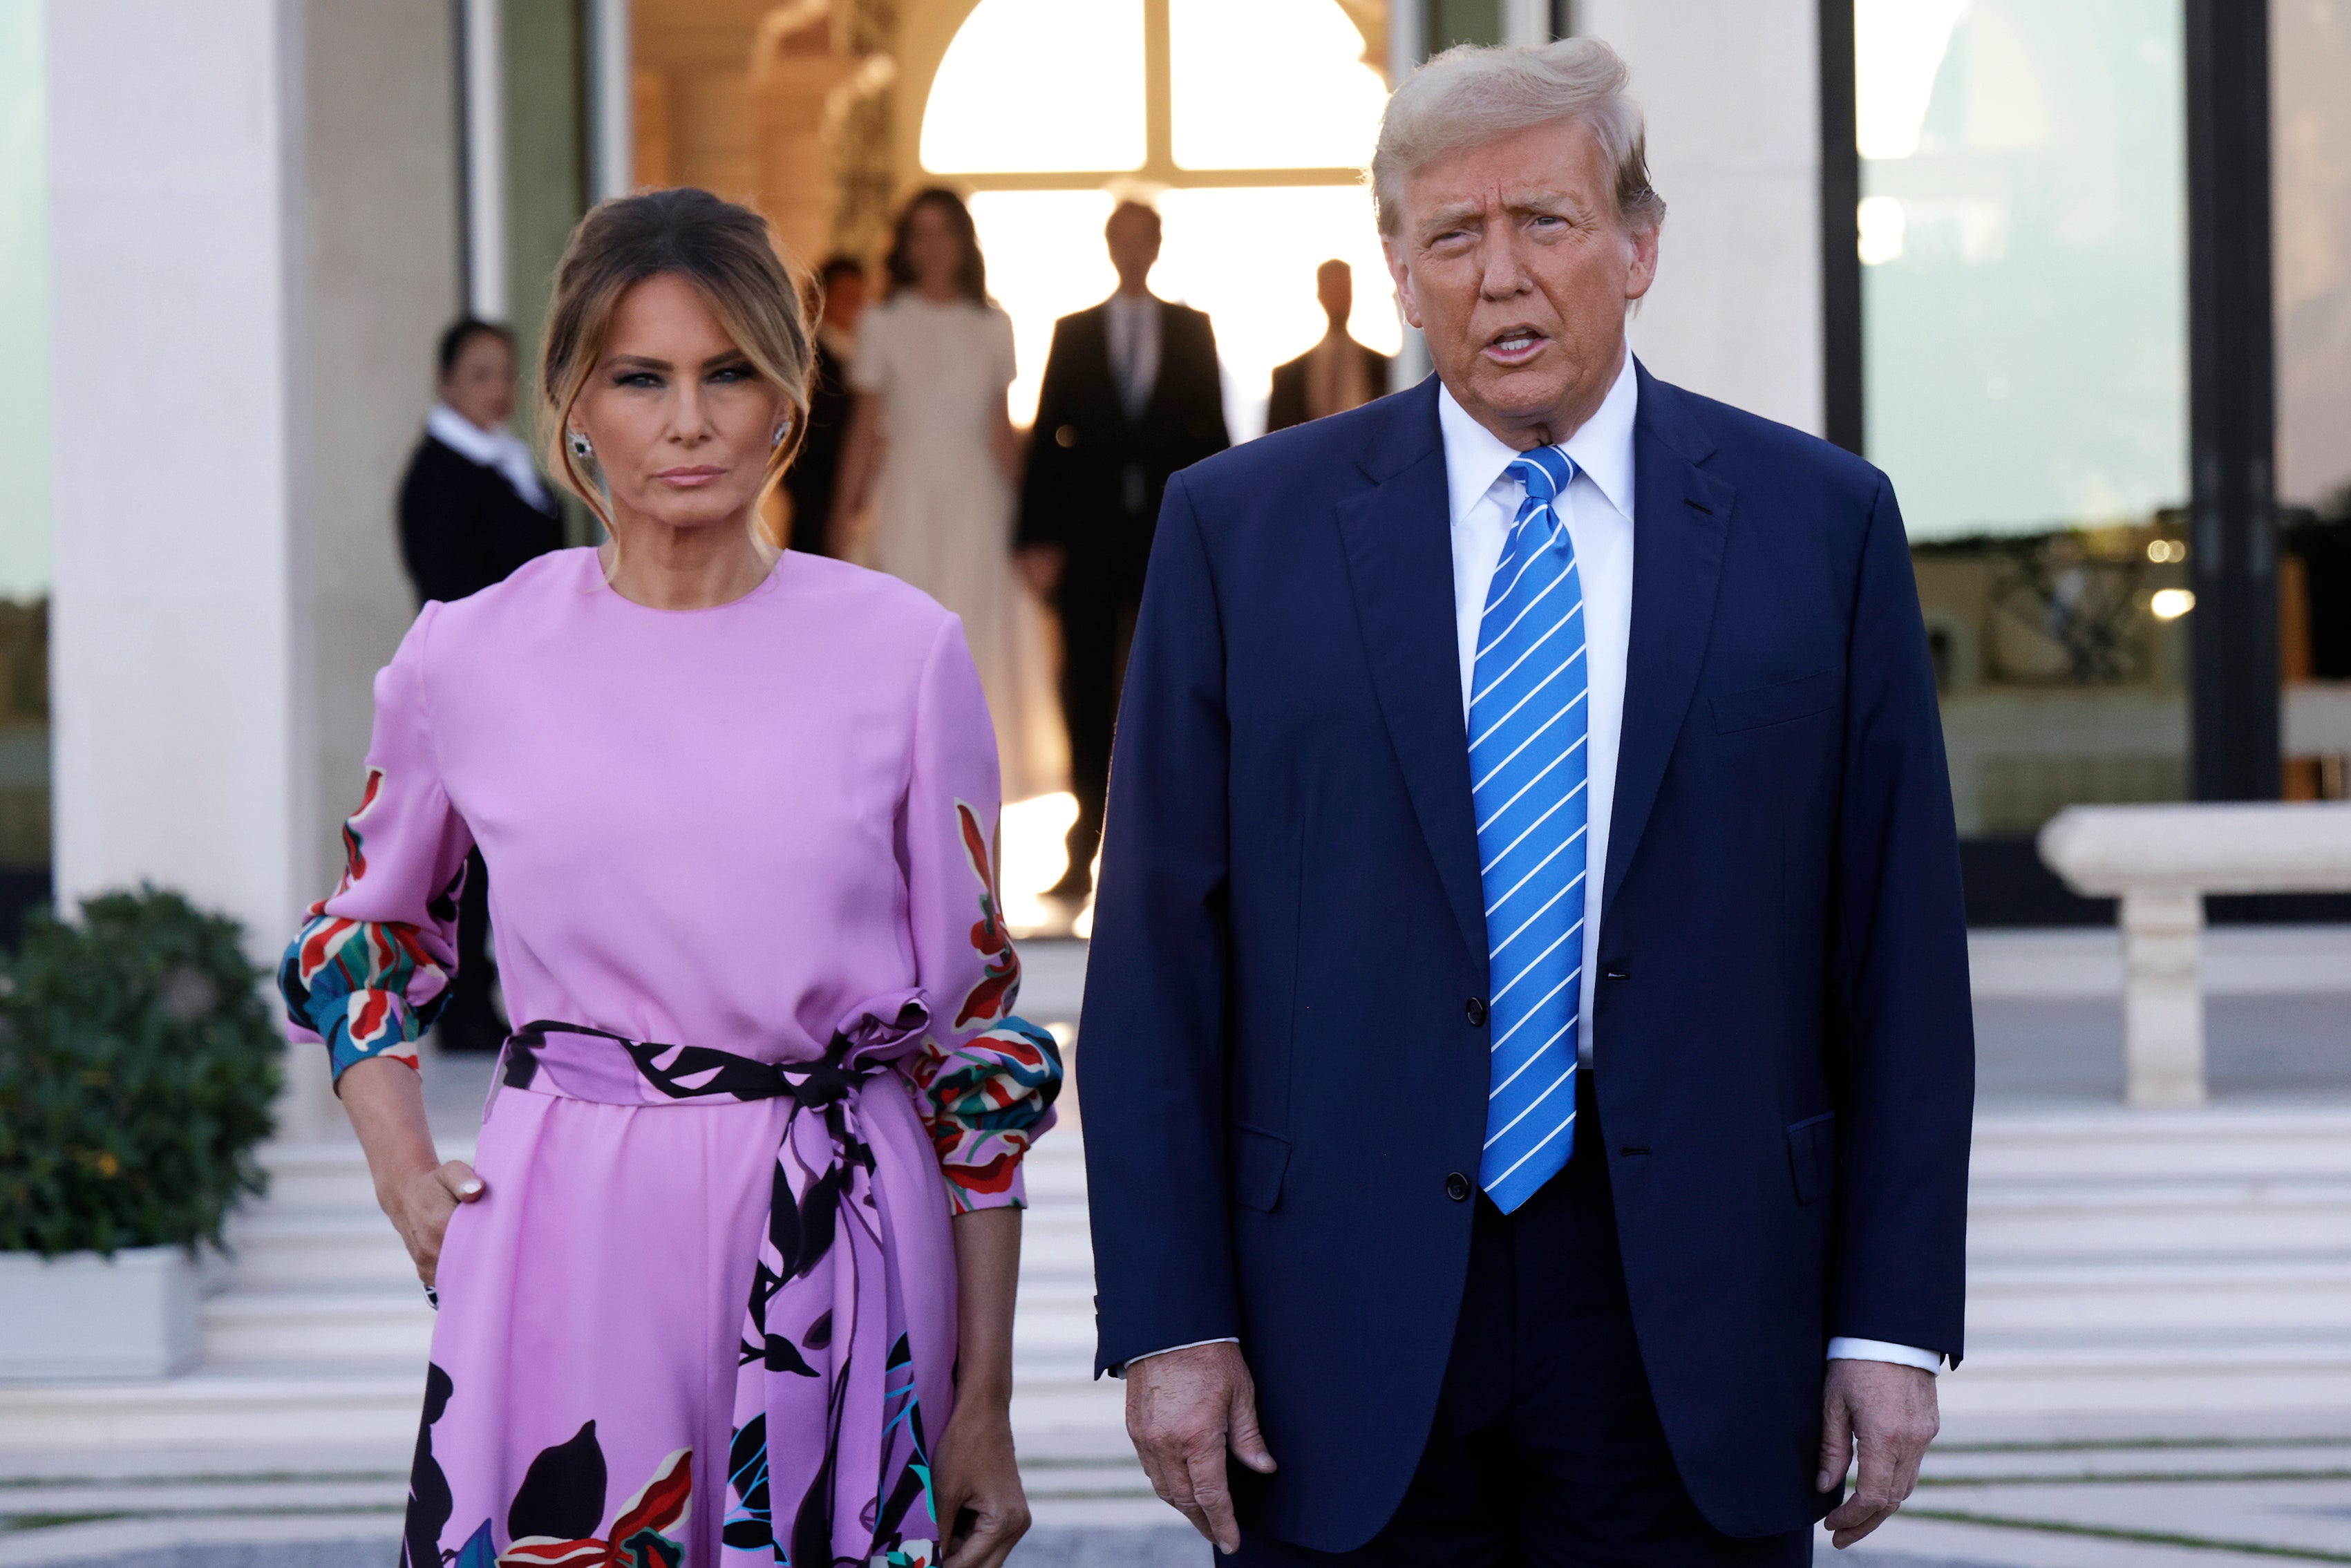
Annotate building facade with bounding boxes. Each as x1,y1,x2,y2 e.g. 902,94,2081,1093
5,0,2345,1003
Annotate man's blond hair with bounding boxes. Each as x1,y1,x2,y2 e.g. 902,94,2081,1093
1372,37,1667,236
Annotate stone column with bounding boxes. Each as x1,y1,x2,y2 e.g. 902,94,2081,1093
1570,0,1827,435
2119,888,2208,1109
49,0,461,1142
46,0,319,967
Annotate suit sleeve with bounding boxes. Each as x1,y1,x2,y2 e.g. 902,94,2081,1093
1077,472,1237,1374
1017,321,1075,550
1829,475,1975,1365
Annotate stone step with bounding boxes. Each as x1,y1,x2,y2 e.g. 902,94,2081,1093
1965,1257,2351,1332
0,1363,431,1449
201,1287,435,1363
255,1140,476,1213
1940,1333,2351,1415
224,1207,421,1288
1965,1189,2351,1258
1967,1107,2351,1180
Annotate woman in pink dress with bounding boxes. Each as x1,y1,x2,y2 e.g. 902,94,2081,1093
278,189,1057,1568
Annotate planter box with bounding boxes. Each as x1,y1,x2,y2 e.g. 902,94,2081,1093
0,1245,201,1381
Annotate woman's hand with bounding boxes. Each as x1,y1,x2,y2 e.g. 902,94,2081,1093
932,1397,1030,1568
337,1056,483,1293
379,1159,486,1290
939,1205,1026,1565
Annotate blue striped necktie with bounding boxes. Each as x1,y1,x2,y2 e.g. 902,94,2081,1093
1471,446,1587,1214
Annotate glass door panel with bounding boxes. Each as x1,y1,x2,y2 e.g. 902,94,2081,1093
2276,0,2351,802
1858,0,2191,840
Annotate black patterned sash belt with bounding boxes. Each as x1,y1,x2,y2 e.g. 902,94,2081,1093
501,1018,879,1111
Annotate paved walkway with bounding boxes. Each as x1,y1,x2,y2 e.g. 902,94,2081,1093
9,937,2348,1565
10,1438,2351,1565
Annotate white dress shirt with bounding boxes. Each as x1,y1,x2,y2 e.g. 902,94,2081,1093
1103,291,1162,419
1124,355,1940,1379
1439,360,1636,1070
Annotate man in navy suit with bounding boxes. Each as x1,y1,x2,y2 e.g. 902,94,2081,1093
1079,37,1973,1565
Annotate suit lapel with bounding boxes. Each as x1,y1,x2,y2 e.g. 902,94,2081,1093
1603,366,1735,918
1334,381,1489,968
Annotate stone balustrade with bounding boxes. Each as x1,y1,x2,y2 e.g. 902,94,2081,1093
2037,802,2351,1108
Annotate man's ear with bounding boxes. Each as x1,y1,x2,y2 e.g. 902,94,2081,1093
1623,219,1661,304
1383,237,1424,331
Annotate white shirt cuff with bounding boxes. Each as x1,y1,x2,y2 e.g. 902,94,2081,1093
1113,1337,1240,1379
1826,1336,1943,1374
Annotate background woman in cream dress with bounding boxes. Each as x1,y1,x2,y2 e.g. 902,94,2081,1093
834,187,1065,802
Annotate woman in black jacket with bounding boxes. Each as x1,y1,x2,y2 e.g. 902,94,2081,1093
397,319,565,605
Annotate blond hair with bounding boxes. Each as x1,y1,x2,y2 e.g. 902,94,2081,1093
540,187,813,530
1372,38,1666,237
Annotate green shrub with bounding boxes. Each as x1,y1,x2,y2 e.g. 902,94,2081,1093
0,886,281,1256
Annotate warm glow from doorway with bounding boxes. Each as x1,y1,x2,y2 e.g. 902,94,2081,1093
926,0,1402,440
918,0,1146,173
1000,790,1079,934
1169,0,1390,169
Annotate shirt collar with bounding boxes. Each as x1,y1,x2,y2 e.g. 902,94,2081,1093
1435,350,1640,527
426,402,509,467
426,402,551,510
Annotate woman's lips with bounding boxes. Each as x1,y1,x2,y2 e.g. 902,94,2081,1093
1484,331,1547,366
654,466,727,487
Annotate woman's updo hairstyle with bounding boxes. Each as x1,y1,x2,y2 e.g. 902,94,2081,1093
540,186,813,527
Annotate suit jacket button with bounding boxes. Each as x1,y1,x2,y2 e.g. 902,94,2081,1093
1465,997,1489,1026
1446,1171,1471,1202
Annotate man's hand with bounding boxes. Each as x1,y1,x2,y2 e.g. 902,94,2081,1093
1817,1359,1938,1548
1126,1342,1276,1554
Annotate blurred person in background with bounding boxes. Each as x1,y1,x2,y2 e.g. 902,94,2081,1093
780,253,867,557
395,317,565,1052
835,189,1064,801
1265,259,1393,433
284,188,1056,1568
1017,200,1228,901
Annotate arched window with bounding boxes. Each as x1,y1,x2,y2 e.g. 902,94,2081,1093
919,0,1399,438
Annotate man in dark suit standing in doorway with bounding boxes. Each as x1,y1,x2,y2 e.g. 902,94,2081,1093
1019,200,1229,901
1265,260,1394,433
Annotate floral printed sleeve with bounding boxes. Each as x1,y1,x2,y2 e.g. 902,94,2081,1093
278,603,475,1086
899,615,1063,1215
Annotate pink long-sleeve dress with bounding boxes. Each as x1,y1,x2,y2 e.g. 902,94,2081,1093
277,548,1059,1568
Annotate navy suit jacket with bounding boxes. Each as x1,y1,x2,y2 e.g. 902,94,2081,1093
1079,366,1974,1547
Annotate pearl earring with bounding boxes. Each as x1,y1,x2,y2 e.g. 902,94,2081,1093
567,429,594,462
